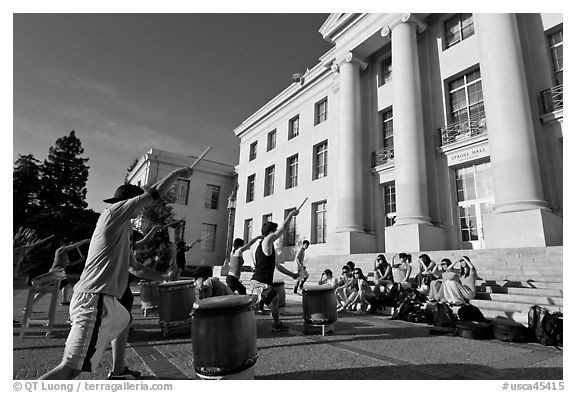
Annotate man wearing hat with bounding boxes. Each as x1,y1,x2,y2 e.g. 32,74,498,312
40,166,193,380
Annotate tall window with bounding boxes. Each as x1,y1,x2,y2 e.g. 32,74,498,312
246,174,255,202
382,108,394,150
449,69,484,123
548,29,563,85
283,208,297,247
201,223,217,251
264,165,275,197
312,200,327,244
313,141,328,179
383,183,396,227
262,213,272,224
286,154,298,189
314,97,328,125
380,48,392,86
249,141,257,161
173,178,190,205
444,14,474,48
267,129,277,151
288,115,300,140
204,184,220,209
243,219,253,242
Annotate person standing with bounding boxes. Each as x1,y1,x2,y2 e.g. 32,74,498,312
248,210,299,332
39,166,194,380
293,240,310,294
226,236,262,295
174,238,202,281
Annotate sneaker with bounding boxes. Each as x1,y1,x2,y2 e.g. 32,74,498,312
107,367,142,380
271,322,290,332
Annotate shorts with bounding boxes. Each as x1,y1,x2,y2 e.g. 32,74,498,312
248,280,278,306
62,292,130,372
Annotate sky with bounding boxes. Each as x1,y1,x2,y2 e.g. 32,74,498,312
13,12,333,213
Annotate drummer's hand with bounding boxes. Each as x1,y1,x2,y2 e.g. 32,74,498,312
292,209,300,217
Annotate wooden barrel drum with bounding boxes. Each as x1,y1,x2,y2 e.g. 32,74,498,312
158,280,195,322
139,281,160,314
191,295,257,379
302,284,337,325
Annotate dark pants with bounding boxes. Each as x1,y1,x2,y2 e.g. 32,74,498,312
226,275,247,295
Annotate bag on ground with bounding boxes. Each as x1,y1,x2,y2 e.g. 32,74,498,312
457,304,486,323
528,305,563,347
432,302,457,328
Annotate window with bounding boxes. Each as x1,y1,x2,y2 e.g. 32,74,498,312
246,174,255,202
288,116,299,140
548,29,563,85
444,14,474,48
383,183,396,227
173,178,190,205
380,48,392,86
382,108,394,151
264,165,275,197
262,213,272,224
175,220,186,242
448,69,484,124
201,223,217,252
243,219,253,242
249,141,257,161
314,98,328,125
267,129,277,151
312,201,327,244
286,154,298,189
313,141,328,180
204,184,220,209
283,208,297,247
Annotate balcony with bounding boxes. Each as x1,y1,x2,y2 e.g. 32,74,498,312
371,145,395,167
540,84,563,114
439,113,487,146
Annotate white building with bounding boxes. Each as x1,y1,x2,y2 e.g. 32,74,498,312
232,13,563,260
128,148,236,267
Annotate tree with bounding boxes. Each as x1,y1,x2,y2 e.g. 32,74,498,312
13,154,43,230
39,130,89,210
124,158,139,182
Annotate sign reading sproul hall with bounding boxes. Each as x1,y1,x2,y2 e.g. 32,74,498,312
447,143,490,166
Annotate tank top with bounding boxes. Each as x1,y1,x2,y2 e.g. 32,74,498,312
252,241,275,285
228,249,244,278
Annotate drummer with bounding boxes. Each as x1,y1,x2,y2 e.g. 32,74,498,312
226,236,263,295
195,276,234,299
248,209,299,333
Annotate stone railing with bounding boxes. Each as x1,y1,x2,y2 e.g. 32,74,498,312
440,112,487,146
541,84,563,114
371,145,395,167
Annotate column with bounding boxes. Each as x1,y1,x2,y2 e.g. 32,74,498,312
335,52,367,233
476,13,548,213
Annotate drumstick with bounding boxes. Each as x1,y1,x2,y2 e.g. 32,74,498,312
188,146,212,171
297,198,308,211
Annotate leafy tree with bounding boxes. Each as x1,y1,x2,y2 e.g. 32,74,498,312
124,158,139,182
39,130,89,210
13,154,43,230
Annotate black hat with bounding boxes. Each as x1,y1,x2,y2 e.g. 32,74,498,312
103,184,144,204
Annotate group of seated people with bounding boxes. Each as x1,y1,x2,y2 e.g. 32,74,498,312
317,253,478,314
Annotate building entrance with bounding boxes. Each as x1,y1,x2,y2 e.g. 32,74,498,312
455,162,494,249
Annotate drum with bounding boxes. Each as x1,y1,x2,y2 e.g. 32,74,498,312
158,280,195,322
302,284,337,325
192,295,257,380
271,280,286,308
139,281,160,310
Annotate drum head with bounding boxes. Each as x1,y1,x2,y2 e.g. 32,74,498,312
302,284,333,293
159,279,195,288
194,295,251,310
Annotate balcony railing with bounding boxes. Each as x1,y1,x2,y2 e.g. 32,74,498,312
371,145,395,167
439,112,487,146
540,84,563,114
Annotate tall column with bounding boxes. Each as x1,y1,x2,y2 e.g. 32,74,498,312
335,52,367,233
476,13,548,213
384,14,431,226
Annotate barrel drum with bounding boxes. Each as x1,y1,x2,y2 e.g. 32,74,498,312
191,295,257,380
139,281,160,314
302,284,337,325
158,280,195,322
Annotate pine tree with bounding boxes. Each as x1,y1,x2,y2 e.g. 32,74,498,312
39,130,89,210
13,154,43,230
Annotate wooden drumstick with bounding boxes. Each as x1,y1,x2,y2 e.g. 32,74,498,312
297,197,308,211
188,146,212,171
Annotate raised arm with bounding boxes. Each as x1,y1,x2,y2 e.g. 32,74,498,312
239,236,263,253
148,167,194,199
60,239,90,253
134,225,161,249
269,209,299,243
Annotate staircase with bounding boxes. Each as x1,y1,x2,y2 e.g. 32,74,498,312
285,246,563,326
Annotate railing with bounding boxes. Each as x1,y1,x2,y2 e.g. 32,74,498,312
540,84,563,114
439,112,487,146
371,145,395,167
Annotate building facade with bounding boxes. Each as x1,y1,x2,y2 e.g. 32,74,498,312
233,13,563,259
128,148,236,267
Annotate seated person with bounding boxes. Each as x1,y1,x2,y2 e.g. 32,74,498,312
392,252,413,289
415,253,437,295
428,258,452,302
352,268,375,312
195,276,234,300
440,256,477,306
335,265,353,307
374,254,393,287
318,269,337,288
336,265,359,312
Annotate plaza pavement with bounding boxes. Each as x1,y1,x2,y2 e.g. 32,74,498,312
13,284,563,381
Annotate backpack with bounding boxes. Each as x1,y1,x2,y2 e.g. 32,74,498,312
528,305,563,347
391,297,417,321
457,304,486,323
432,303,457,327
